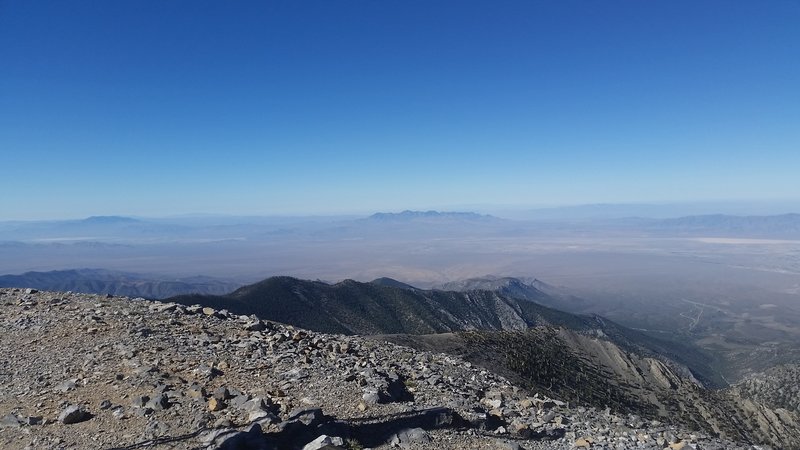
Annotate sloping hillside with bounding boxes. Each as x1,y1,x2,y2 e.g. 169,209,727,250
169,276,592,335
169,276,720,387
381,329,800,448
0,269,240,299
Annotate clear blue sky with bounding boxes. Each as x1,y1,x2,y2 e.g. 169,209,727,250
2,0,799,219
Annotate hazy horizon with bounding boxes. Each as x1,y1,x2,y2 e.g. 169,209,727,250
3,199,800,222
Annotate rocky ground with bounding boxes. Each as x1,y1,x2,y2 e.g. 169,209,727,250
0,288,772,449
733,364,800,413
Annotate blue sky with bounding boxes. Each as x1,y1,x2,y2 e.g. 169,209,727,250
1,1,799,219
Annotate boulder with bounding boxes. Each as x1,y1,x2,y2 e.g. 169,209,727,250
58,405,90,424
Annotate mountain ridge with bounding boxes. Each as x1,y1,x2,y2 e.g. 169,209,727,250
0,268,241,299
168,275,721,387
367,210,497,222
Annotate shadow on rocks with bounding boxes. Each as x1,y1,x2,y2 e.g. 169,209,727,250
198,407,465,450
105,406,563,450
347,407,466,447
104,427,210,450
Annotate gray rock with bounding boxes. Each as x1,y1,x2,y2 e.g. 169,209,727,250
131,395,150,408
145,419,170,438
242,397,268,413
25,416,43,426
146,393,170,410
0,414,21,428
204,423,274,450
302,434,344,450
283,368,308,381
185,305,203,314
230,393,250,409
213,386,231,401
135,407,155,416
390,427,430,448
278,408,327,434
246,320,267,331
151,303,177,313
111,407,126,420
362,390,381,405
56,379,77,392
58,405,90,424
486,398,502,409
187,384,207,399
194,365,223,379
500,443,524,450
249,410,279,423
228,387,244,398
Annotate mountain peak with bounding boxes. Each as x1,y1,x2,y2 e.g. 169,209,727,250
369,277,418,290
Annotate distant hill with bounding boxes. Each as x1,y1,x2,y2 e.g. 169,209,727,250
80,215,141,224
437,275,589,312
367,210,497,222
0,269,241,299
369,277,418,290
168,275,720,387
0,215,189,242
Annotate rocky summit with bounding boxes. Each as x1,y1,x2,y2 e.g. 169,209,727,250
0,288,778,449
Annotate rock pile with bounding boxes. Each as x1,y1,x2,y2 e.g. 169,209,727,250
0,288,761,449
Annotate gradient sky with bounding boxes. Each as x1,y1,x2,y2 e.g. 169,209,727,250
2,1,799,219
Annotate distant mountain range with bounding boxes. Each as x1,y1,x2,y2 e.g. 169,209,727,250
80,215,142,224
0,269,241,299
367,210,498,221
0,215,189,242
519,201,800,220
436,275,590,312
3,212,800,246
